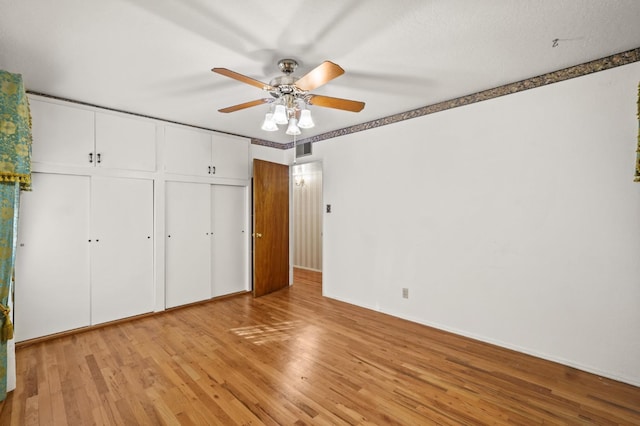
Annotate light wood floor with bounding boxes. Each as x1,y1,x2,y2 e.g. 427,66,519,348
2,269,639,425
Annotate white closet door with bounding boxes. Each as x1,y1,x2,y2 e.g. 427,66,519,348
29,99,95,167
211,185,248,297
90,177,154,325
95,112,157,172
165,182,212,307
15,173,91,341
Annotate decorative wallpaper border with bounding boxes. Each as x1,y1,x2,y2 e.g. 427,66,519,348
253,47,640,150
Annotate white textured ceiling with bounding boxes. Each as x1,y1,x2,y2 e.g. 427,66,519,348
1,0,639,145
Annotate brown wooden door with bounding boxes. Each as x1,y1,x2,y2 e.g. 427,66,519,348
253,159,289,297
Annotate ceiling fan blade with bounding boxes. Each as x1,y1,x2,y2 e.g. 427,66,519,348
308,95,365,112
212,68,274,91
295,61,345,91
218,98,273,113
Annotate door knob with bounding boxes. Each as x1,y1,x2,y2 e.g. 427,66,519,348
256,233,263,238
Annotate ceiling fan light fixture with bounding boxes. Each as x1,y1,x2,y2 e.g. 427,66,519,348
298,109,315,129
261,112,278,131
273,104,288,125
285,118,301,136
213,59,364,136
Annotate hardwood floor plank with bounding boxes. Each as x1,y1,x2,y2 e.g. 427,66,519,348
2,268,639,424
24,395,38,426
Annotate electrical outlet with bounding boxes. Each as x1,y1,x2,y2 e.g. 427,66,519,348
402,288,409,299
326,204,332,213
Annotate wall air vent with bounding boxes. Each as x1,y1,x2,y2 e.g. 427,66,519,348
296,141,312,157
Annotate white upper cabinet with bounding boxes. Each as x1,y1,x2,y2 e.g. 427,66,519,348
164,126,212,176
30,98,95,167
29,98,156,171
95,112,156,171
165,125,249,180
211,133,249,179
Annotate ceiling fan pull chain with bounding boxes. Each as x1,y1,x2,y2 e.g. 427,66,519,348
293,134,297,164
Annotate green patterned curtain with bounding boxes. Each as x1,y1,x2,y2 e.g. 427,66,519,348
636,82,640,182
0,70,32,401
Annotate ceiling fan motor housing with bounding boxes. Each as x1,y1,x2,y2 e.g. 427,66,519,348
270,60,303,99
278,58,298,75
270,80,304,102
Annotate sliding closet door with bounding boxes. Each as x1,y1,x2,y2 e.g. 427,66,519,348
90,177,154,324
211,185,248,297
165,181,211,308
15,173,91,341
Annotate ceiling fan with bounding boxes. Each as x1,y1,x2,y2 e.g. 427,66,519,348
212,59,365,134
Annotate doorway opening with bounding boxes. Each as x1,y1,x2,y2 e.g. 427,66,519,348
292,161,323,290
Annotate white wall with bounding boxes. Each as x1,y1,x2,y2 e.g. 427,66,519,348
250,143,289,167
303,62,640,386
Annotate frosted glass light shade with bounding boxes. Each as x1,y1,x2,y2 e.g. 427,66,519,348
261,113,278,131
273,105,288,124
298,109,315,129
285,118,301,136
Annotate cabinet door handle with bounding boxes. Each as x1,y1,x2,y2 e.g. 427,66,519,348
97,153,102,164
211,166,216,174
208,166,211,174
89,152,93,163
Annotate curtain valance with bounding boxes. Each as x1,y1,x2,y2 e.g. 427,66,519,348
0,71,31,190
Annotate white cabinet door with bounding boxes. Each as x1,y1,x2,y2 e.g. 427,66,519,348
95,112,157,171
211,134,249,179
29,99,95,167
211,185,248,297
165,182,212,307
90,177,154,325
15,173,91,341
164,126,212,176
